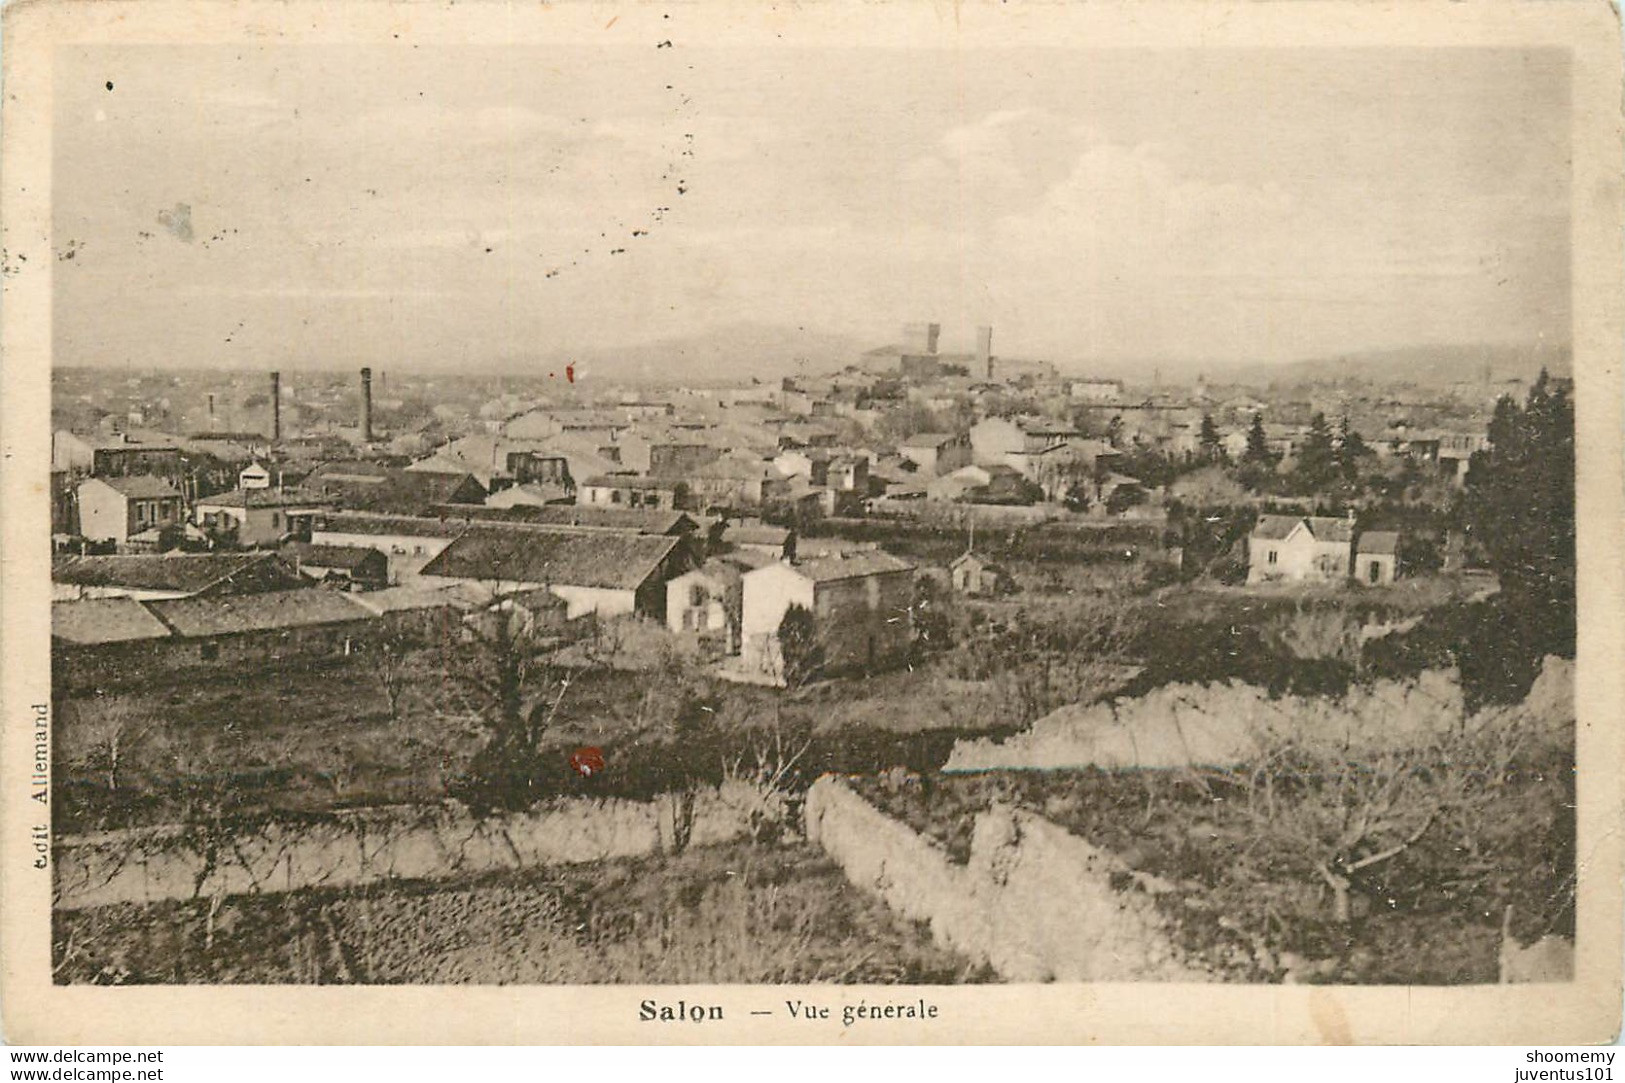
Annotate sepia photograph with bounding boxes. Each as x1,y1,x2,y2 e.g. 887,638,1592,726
2,0,1621,1047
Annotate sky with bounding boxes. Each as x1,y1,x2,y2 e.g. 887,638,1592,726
53,43,1571,373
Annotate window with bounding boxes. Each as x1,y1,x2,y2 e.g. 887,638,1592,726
611,490,622,504
1369,560,1382,584
1266,549,1278,565
690,584,706,607
271,512,281,528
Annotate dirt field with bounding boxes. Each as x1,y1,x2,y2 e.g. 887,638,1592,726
53,839,990,985
851,763,1572,984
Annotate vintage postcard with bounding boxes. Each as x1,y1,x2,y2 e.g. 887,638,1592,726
2,0,1621,1046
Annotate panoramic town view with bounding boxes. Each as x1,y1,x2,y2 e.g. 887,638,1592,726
44,43,1575,986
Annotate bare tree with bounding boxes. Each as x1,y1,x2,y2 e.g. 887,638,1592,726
1223,704,1527,925
372,625,423,723
64,698,151,795
443,583,587,809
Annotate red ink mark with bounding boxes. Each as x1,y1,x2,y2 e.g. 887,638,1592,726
570,747,605,778
565,364,575,383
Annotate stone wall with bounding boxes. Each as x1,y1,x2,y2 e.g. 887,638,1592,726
943,658,1573,773
804,775,1201,981
55,783,758,911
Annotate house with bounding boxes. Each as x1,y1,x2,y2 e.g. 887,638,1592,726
739,549,916,682
1247,515,1356,585
949,551,1013,596
925,464,993,503
238,462,273,489
417,525,687,620
970,415,1086,461
304,461,487,515
52,429,98,473
720,521,794,562
144,589,376,667
193,486,330,546
665,560,745,652
578,475,685,511
898,431,972,476
485,482,573,508
461,586,575,647
281,542,389,591
51,597,178,691
76,476,185,546
51,551,306,601
310,512,472,584
1355,531,1401,585
684,456,793,510
90,438,185,486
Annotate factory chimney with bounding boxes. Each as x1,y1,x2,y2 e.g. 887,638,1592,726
360,367,374,443
270,371,282,442
207,393,216,426
975,326,994,380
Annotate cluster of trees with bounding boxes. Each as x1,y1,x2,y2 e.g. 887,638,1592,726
1462,372,1575,655
1230,411,1371,493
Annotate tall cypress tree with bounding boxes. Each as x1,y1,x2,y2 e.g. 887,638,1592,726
1297,411,1337,490
1464,370,1575,648
1243,413,1272,465
1336,415,1369,480
1199,413,1223,462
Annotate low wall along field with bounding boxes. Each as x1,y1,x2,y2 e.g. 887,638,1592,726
55,784,760,911
943,657,1573,772
804,774,1203,981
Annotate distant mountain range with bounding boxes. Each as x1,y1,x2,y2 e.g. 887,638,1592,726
451,323,1574,391
1215,342,1572,390
501,322,873,387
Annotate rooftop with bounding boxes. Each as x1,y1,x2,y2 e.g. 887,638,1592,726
52,552,301,595
52,598,173,645
419,526,682,591
282,542,385,571
1357,530,1401,555
146,589,372,637
794,550,915,583
86,475,182,500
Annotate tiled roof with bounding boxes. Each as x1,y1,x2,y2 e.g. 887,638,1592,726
146,590,372,637
1357,531,1401,555
51,552,299,595
580,475,677,490
725,524,791,546
1306,516,1356,544
794,550,915,583
1251,514,1303,541
52,598,173,645
418,526,681,591
305,461,486,514
344,582,487,615
283,542,384,571
313,512,472,539
197,486,329,509
89,475,182,499
519,506,695,534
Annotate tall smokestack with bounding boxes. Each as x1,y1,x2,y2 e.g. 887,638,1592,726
270,371,282,442
208,393,216,425
360,367,374,443
976,326,993,380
